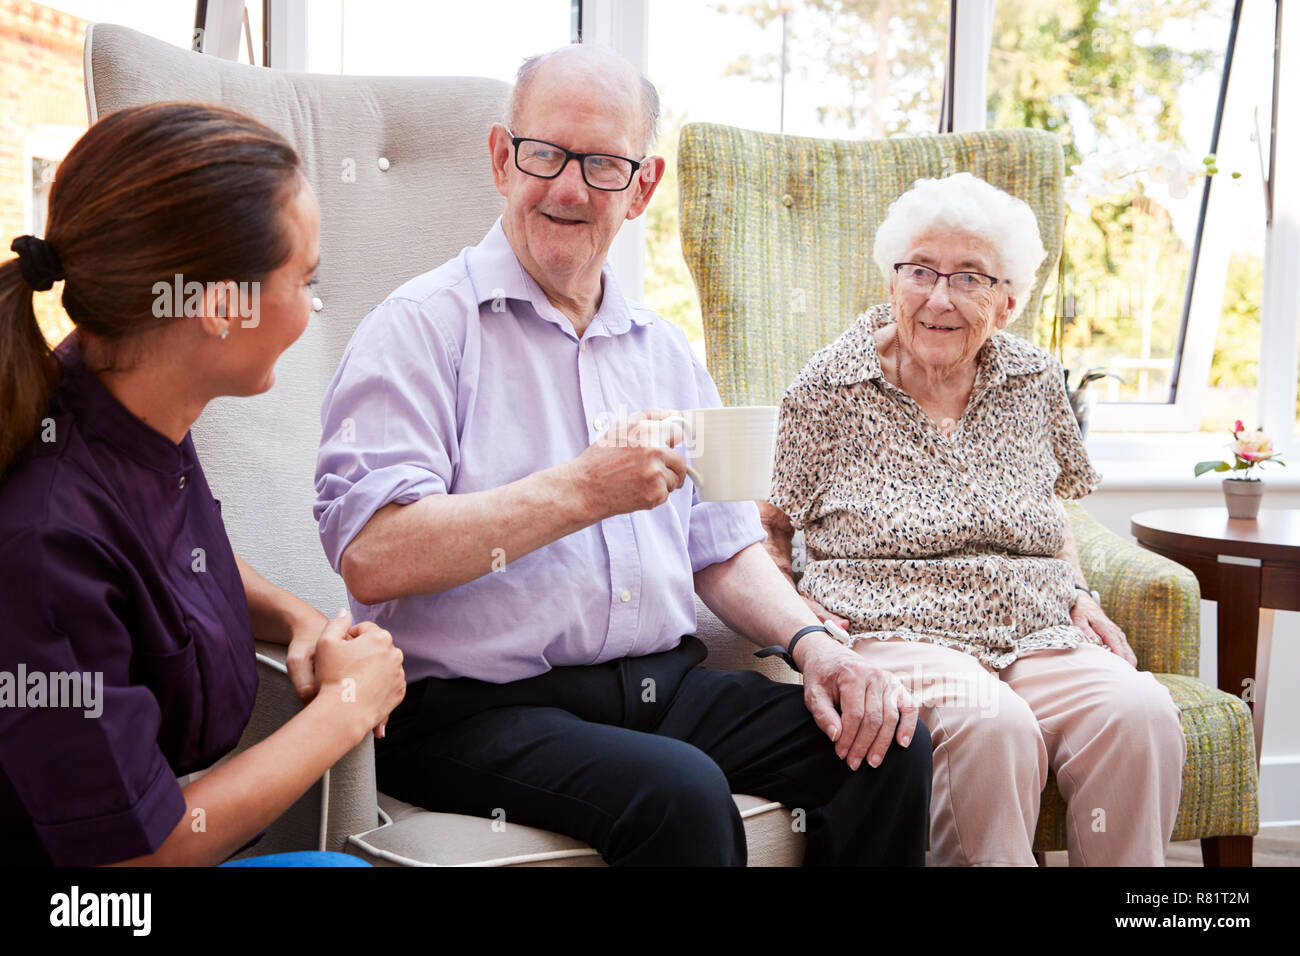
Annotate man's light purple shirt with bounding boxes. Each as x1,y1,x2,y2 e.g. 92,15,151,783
314,220,765,683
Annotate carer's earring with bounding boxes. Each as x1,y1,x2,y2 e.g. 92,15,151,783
219,327,229,340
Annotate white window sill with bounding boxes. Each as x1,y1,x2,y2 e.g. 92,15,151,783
1086,431,1300,491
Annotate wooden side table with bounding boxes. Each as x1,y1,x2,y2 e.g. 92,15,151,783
1131,507,1300,762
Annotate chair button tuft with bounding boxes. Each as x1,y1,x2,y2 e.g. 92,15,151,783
377,157,390,171
781,193,794,207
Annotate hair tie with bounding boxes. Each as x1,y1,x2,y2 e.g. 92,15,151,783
10,235,65,292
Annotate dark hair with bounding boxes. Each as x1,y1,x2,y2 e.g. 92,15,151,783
0,102,303,476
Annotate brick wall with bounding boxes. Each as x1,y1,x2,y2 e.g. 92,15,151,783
1,0,88,344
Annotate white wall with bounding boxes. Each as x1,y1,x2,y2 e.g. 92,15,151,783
1083,479,1300,827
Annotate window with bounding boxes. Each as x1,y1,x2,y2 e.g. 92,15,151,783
643,0,951,349
987,1,1227,417
303,0,572,82
28,156,57,239
985,0,1287,442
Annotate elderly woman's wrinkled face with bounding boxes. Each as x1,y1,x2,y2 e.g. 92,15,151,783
890,229,1016,380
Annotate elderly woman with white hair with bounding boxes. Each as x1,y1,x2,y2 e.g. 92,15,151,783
761,172,1185,866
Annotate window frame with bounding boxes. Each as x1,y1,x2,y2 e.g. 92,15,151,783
1258,0,1300,459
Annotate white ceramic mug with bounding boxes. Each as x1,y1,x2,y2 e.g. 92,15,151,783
659,405,779,502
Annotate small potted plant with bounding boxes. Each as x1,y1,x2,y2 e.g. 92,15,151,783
1065,367,1124,439
1194,421,1286,519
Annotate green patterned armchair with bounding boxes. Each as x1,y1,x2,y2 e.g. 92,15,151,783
676,123,1259,866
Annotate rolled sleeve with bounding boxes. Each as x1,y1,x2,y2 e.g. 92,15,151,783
684,350,765,571
1045,361,1102,499
314,297,462,572
687,499,765,572
0,527,187,866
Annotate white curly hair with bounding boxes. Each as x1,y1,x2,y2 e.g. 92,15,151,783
872,171,1047,319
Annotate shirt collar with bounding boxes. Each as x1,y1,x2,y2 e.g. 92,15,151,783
53,333,190,476
824,303,1046,387
466,217,654,339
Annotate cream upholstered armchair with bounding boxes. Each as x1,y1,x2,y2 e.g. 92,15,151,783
83,24,806,866
676,122,1260,866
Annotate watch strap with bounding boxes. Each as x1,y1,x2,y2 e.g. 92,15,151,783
1074,583,1101,603
754,624,832,673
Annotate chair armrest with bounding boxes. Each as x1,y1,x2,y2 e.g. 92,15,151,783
1065,500,1200,676
223,641,381,857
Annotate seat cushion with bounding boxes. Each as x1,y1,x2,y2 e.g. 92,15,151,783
346,792,803,866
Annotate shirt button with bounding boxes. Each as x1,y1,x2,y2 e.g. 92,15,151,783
178,475,187,489
620,589,631,602
580,341,587,352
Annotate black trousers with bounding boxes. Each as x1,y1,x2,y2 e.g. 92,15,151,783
374,636,932,866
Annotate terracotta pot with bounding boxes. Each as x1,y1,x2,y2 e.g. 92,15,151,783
1222,478,1264,519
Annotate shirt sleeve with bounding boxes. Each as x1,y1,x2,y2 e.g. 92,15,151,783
1045,361,1102,499
0,525,186,866
314,296,462,573
767,380,835,530
684,351,766,572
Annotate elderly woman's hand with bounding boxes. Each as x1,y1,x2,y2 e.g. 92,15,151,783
1070,592,1138,667
794,634,919,770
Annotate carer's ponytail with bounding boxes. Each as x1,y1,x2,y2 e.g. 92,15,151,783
0,102,302,478
0,255,60,476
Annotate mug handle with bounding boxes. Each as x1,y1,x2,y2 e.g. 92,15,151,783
658,414,702,487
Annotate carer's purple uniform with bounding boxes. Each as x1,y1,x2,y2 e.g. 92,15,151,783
0,336,257,866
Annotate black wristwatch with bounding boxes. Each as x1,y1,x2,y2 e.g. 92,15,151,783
1074,583,1101,605
755,624,833,674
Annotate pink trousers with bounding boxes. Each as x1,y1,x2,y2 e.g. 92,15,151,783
853,637,1186,866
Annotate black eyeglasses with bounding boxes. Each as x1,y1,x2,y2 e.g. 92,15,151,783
893,262,1004,298
506,130,644,191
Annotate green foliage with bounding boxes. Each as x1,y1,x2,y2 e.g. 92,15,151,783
642,109,705,342
712,0,949,136
987,0,1216,169
1044,193,1193,400
1211,253,1262,389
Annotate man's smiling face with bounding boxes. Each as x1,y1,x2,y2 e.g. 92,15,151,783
490,54,662,305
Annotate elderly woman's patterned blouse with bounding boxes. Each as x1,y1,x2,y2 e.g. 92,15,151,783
768,303,1103,670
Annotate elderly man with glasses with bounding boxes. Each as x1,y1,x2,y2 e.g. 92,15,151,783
313,43,931,866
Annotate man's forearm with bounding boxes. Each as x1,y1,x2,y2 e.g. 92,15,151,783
694,541,823,652
341,463,593,605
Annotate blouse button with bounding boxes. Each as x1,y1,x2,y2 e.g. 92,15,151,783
178,475,187,489
620,589,631,602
